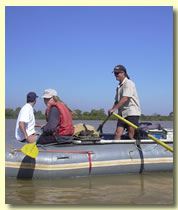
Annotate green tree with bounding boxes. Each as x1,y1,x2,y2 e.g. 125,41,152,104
15,107,21,118
5,108,16,119
35,110,45,120
169,112,173,117
83,112,90,116
74,109,82,116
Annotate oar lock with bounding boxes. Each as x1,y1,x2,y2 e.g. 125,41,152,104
8,149,18,158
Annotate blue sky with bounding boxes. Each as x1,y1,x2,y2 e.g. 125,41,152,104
5,6,173,115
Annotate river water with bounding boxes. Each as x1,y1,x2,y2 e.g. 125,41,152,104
5,119,174,205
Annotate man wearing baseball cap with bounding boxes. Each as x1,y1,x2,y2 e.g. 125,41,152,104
15,92,43,142
108,65,141,140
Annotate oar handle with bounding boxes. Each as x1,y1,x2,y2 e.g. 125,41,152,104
97,115,111,132
112,112,173,153
112,113,138,129
35,135,41,143
147,134,173,152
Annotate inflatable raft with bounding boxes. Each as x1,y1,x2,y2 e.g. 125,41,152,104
5,128,173,179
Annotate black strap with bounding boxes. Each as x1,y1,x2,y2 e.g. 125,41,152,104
83,124,88,131
135,128,148,146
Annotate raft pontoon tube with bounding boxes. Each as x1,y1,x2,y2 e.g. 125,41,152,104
5,128,173,179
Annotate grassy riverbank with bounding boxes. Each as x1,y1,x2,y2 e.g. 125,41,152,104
5,108,173,121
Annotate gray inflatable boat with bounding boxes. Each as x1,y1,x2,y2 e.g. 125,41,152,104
5,128,173,179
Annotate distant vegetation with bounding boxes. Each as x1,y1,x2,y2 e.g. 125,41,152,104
5,107,173,121
5,107,45,120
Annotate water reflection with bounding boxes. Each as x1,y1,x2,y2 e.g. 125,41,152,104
6,172,173,205
17,156,36,179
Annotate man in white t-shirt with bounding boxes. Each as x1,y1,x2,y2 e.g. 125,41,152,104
108,65,141,140
15,92,43,143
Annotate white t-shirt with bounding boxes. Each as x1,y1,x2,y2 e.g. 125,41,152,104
15,103,36,141
115,77,141,118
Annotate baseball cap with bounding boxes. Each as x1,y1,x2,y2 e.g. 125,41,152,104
113,64,130,79
42,89,57,98
27,92,38,102
113,65,126,73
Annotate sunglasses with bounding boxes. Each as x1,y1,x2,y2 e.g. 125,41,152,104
114,71,123,76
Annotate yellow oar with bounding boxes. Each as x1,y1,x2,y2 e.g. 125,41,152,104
112,112,173,153
97,115,111,132
21,135,41,159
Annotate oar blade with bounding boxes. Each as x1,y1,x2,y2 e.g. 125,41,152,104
21,142,39,159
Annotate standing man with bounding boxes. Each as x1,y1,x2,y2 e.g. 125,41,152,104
108,65,141,140
15,92,43,143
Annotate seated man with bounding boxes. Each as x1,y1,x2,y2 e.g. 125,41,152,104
15,92,43,143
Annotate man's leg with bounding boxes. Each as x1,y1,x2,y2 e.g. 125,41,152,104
128,126,135,139
26,134,39,143
126,116,139,139
115,126,124,140
37,135,57,144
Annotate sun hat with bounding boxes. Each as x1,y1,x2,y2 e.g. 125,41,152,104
42,89,57,98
